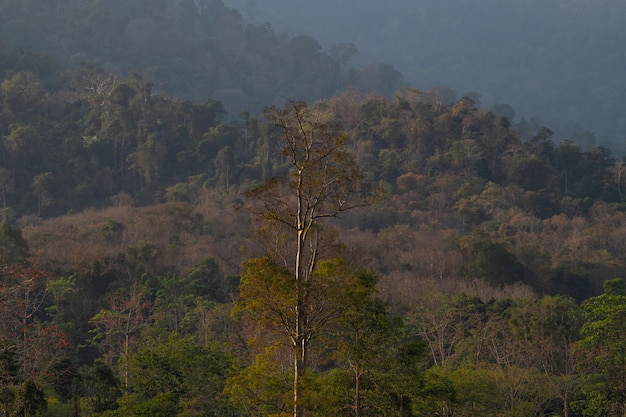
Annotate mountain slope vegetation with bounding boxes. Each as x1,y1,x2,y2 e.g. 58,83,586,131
0,3,626,415
0,0,403,113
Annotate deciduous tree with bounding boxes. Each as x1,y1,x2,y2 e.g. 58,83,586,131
0,264,67,379
237,101,371,417
89,282,153,390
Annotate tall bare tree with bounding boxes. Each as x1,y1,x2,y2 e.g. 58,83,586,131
239,101,371,417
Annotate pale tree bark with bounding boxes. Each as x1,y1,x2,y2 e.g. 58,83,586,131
243,101,372,417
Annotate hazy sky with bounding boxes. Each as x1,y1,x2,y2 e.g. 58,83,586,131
223,0,626,148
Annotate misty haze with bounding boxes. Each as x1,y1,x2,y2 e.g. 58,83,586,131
1,1,626,416
227,0,626,150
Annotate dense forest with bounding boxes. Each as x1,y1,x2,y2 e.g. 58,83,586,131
0,0,403,112
1,1,626,416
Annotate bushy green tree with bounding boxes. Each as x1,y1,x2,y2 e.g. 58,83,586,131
109,335,236,417
576,278,626,416
0,222,29,264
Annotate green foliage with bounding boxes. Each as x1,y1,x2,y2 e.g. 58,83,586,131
466,239,526,286
224,347,292,417
185,257,235,303
411,367,456,416
11,380,47,417
442,366,500,417
0,346,20,386
100,392,178,417
319,269,429,416
576,278,626,416
113,335,236,417
301,363,427,417
153,269,228,334
0,386,16,417
0,222,29,264
80,362,122,413
46,358,80,404
235,257,295,334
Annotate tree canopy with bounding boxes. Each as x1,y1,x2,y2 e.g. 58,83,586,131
0,28,625,416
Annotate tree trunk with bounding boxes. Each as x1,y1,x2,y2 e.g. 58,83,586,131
124,332,130,391
293,295,306,417
294,224,306,417
293,338,305,417
355,365,361,417
293,290,304,417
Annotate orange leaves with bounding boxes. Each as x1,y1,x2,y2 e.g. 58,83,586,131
90,282,154,353
0,263,49,326
0,263,69,382
236,257,296,334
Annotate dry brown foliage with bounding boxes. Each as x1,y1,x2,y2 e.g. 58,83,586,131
21,194,251,276
379,271,537,313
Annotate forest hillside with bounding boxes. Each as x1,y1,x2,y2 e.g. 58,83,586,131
0,0,403,114
0,2,626,416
